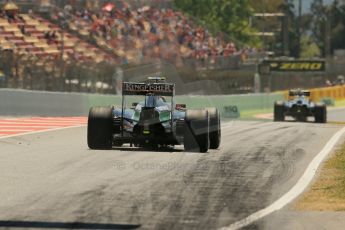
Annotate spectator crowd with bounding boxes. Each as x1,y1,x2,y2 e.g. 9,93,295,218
52,0,256,66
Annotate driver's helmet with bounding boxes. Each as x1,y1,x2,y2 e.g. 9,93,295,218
145,95,165,107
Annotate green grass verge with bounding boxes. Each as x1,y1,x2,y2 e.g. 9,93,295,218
239,108,273,120
335,99,345,108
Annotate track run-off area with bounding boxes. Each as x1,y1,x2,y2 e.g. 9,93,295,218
0,117,87,138
0,109,345,229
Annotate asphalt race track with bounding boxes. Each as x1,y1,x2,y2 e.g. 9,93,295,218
328,107,345,123
0,109,345,230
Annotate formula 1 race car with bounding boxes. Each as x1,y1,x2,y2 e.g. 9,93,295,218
274,89,327,123
87,77,221,153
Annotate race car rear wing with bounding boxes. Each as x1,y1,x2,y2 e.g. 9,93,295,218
122,82,175,96
120,82,175,137
289,90,310,97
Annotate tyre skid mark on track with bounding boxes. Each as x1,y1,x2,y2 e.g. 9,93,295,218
0,118,340,228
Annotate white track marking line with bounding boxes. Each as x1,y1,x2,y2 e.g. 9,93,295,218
29,117,86,119
0,125,62,128
22,119,87,122
30,118,87,121
2,116,86,119
219,126,345,230
0,125,86,140
0,129,38,132
0,120,86,124
0,119,86,123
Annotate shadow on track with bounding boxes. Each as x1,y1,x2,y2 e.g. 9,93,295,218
0,220,140,229
111,146,184,153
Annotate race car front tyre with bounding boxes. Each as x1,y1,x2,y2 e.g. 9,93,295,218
206,107,221,149
314,104,327,123
274,102,285,121
87,106,113,150
184,109,209,153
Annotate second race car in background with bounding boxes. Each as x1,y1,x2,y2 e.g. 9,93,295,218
274,89,327,123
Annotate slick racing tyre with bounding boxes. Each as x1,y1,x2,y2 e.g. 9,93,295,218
274,101,285,122
87,106,113,149
206,107,221,149
184,109,209,153
314,103,327,123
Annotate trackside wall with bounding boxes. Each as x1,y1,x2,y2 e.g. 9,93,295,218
282,85,345,102
0,89,284,117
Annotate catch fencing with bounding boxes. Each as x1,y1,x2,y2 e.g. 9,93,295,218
0,50,248,95
2,47,345,95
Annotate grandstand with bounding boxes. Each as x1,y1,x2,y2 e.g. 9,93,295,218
0,0,254,94
49,0,246,65
0,0,343,95
0,1,111,63
0,0,250,66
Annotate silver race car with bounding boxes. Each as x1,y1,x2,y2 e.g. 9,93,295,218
274,89,327,123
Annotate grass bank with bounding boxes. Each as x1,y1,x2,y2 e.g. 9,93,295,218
295,142,345,211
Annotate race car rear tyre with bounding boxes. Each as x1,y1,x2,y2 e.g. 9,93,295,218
87,106,113,150
315,104,327,123
184,109,209,153
274,102,285,121
206,107,221,149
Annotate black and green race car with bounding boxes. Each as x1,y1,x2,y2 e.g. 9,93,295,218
87,78,221,153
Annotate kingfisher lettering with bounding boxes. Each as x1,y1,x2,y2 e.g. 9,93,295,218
123,82,174,96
